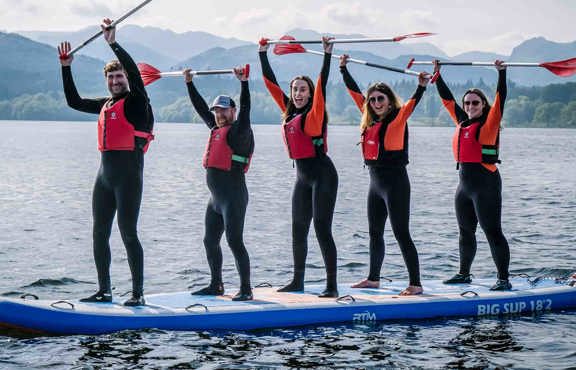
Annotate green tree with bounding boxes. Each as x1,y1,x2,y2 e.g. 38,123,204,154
559,101,576,128
532,102,565,127
503,96,537,127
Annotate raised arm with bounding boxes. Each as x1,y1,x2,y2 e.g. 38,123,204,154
58,41,106,114
396,72,430,122
258,41,289,112
480,61,507,143
339,54,365,111
494,60,507,113
433,60,467,124
303,36,333,137
234,66,251,132
184,70,216,129
101,18,148,103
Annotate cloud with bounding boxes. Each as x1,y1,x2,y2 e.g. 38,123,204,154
69,2,112,17
396,9,438,31
316,3,439,37
229,8,272,27
321,2,373,25
442,32,530,56
212,8,314,39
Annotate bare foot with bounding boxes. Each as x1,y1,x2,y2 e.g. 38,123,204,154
351,279,380,289
399,285,423,296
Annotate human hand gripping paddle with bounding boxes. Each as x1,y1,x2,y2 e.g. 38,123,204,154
268,36,424,78
261,32,435,45
408,57,576,82
58,0,152,59
138,64,250,86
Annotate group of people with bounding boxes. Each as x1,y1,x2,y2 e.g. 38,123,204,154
57,21,512,306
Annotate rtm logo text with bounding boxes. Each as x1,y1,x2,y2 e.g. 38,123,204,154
353,311,377,322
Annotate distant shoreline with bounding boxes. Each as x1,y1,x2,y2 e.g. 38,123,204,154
1,120,573,129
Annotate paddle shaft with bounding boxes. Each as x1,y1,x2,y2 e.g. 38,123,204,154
269,37,403,45
69,0,153,56
158,70,235,77
305,49,421,76
412,61,540,67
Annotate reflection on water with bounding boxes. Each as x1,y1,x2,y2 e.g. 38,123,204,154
444,319,522,368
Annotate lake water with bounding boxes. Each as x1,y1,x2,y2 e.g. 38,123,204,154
0,121,575,369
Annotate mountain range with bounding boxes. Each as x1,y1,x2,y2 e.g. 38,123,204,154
1,26,575,107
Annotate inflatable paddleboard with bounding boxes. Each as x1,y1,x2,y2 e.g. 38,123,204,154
1,275,575,335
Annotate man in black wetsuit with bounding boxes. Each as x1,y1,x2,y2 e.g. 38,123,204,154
58,18,154,306
183,66,254,301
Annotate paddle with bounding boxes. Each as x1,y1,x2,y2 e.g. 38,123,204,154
137,63,250,86
407,57,576,78
66,0,153,56
273,38,421,77
261,32,434,45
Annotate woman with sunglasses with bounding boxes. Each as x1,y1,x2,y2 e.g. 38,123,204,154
258,37,339,298
339,54,430,295
433,60,512,291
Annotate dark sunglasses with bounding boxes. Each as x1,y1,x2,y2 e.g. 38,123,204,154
368,96,386,104
464,100,482,106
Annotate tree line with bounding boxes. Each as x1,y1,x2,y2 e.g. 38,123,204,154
1,80,575,128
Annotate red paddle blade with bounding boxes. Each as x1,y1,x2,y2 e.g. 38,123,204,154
273,36,306,55
137,63,162,86
541,57,576,77
273,43,306,55
393,32,435,42
406,58,415,69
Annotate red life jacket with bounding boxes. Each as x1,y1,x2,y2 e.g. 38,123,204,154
203,125,251,173
281,114,327,160
361,122,383,160
361,121,409,165
97,98,154,153
453,122,499,164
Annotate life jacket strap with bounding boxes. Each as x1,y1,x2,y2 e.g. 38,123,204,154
312,138,324,146
231,154,250,164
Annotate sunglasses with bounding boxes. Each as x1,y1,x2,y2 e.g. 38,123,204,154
368,96,386,104
464,100,482,106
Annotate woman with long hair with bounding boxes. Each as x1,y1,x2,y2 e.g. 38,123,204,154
339,54,429,295
259,37,339,297
433,60,512,291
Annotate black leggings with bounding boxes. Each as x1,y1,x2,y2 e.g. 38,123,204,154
204,168,251,292
366,166,421,286
456,163,510,280
291,155,339,288
92,151,144,295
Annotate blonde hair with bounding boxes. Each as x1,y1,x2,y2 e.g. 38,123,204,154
360,82,402,132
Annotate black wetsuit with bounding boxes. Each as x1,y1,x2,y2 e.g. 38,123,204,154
186,80,253,296
341,66,423,286
61,42,154,298
260,51,338,297
436,70,510,281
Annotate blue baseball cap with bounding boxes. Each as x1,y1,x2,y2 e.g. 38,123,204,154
209,95,236,110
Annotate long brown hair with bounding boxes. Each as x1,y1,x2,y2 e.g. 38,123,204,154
462,88,492,117
283,76,315,121
360,82,402,131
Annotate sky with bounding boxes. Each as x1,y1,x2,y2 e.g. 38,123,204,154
0,0,573,56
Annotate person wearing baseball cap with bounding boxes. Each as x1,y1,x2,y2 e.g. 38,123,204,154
183,65,254,301
210,95,236,110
